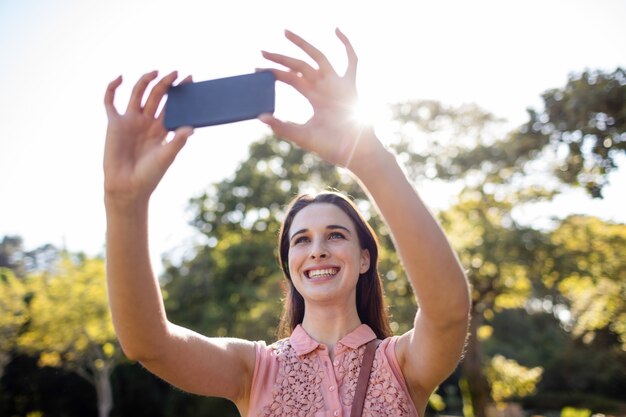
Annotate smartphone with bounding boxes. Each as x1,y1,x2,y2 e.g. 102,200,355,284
163,71,275,130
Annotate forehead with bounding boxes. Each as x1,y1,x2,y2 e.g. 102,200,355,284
289,203,355,234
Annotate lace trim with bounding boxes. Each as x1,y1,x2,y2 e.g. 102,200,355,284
258,339,413,417
336,346,412,416
259,339,325,417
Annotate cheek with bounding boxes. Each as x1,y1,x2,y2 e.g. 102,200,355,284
287,247,304,274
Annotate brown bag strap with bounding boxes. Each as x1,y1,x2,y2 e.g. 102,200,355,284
350,339,381,417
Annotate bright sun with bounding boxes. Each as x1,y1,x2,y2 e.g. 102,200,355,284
350,97,384,128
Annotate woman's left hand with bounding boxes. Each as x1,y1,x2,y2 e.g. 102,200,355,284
259,29,382,170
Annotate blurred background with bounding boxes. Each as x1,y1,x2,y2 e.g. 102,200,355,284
1,1,624,416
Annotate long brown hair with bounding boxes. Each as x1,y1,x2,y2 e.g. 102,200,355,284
277,192,392,340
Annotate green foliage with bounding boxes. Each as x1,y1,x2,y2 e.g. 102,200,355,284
0,268,28,350
561,406,592,417
17,254,119,377
392,68,626,198
13,252,122,417
548,215,626,349
539,68,626,197
438,188,545,319
0,236,59,277
428,392,446,412
389,70,626,416
0,236,26,274
0,268,29,377
390,100,508,185
485,354,543,404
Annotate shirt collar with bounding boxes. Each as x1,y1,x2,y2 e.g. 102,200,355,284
290,324,377,356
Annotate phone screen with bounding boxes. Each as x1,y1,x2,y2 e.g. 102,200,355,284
164,71,275,130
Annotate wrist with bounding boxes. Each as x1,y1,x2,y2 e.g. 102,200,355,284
346,129,396,178
104,191,150,216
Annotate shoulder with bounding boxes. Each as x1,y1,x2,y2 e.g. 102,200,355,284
252,337,292,369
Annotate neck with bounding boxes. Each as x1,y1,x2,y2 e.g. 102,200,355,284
301,301,362,352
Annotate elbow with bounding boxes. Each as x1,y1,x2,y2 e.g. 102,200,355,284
114,329,168,363
111,319,171,362
117,339,156,362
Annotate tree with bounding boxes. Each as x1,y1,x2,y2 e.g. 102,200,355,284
16,253,122,417
389,68,626,415
485,354,542,406
0,235,59,277
548,215,626,349
483,308,626,412
0,236,26,275
0,268,29,379
437,187,548,415
391,68,626,198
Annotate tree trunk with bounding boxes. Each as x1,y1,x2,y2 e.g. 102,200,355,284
95,363,113,417
0,351,9,380
462,311,492,417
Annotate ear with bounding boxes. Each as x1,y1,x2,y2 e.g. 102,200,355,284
359,249,371,274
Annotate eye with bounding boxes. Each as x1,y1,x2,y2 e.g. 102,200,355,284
329,231,346,240
293,235,310,245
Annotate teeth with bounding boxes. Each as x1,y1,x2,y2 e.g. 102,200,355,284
307,268,338,278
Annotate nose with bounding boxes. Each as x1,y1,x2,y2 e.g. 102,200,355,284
309,239,329,259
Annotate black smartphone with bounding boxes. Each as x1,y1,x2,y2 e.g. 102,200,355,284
163,71,275,130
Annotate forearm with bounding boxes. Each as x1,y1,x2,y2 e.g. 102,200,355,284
105,197,169,360
350,132,470,324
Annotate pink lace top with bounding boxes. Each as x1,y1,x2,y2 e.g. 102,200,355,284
249,324,419,417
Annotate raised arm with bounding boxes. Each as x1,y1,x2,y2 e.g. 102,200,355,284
259,29,471,409
103,72,255,410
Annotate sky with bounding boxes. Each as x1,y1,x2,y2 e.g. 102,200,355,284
1,0,625,274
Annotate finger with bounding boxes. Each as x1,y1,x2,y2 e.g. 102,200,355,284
261,50,318,80
285,30,334,75
104,75,123,118
265,68,309,97
154,75,193,123
335,28,358,81
156,106,170,132
126,71,158,113
160,127,193,168
143,71,178,118
177,74,193,84
258,113,308,145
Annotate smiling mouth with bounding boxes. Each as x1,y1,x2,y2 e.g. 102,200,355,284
306,268,339,279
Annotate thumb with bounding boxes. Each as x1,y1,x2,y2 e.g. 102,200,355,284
258,113,306,144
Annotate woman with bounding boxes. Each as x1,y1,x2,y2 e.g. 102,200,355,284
103,29,470,417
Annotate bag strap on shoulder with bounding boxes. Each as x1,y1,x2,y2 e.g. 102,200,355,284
350,338,382,417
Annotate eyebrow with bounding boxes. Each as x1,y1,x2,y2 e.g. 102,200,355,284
290,224,352,241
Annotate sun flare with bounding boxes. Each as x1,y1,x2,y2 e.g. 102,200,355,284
349,98,379,127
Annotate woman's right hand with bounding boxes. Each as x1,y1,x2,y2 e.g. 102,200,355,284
103,71,194,206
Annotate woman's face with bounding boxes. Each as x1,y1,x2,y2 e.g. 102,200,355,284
287,203,370,305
